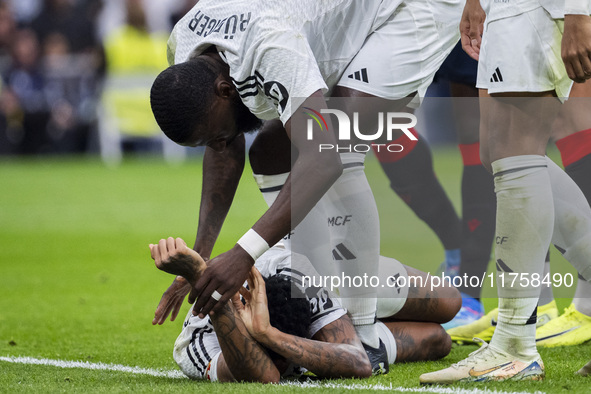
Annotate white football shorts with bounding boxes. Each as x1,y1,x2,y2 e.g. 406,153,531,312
337,0,461,100
477,6,572,100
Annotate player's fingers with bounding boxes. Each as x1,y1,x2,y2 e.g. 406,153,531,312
197,286,222,318
192,275,214,317
170,298,183,322
239,285,251,303
149,244,155,260
210,290,234,315
200,276,234,317
158,238,168,263
571,57,587,82
176,237,188,252
246,268,256,290
461,34,479,61
252,268,267,303
166,237,175,254
569,62,586,83
580,54,591,80
188,286,199,304
231,292,243,312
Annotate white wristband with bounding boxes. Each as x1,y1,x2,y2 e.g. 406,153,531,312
237,229,269,261
565,0,591,15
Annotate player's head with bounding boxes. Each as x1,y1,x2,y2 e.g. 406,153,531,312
264,275,312,340
150,56,262,151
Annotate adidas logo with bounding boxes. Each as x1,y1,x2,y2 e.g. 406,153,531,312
490,67,504,83
332,243,356,260
348,68,369,83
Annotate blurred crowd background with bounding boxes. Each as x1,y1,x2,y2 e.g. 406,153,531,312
0,0,459,161
0,0,198,160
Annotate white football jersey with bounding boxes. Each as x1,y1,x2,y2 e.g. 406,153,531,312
168,0,402,124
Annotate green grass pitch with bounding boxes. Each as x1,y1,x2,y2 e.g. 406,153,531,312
1,147,589,393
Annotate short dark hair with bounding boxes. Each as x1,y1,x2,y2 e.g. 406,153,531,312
265,275,312,340
150,58,218,144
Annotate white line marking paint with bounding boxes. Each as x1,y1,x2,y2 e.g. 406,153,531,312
282,380,546,394
0,356,187,379
1,355,546,394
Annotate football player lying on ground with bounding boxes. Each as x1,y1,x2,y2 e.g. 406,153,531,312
149,237,461,382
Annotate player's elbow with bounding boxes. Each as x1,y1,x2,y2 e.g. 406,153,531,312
245,369,280,384
316,150,343,183
352,349,373,378
258,370,281,384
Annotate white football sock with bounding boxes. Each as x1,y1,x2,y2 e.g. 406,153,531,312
489,155,552,357
546,157,591,281
574,275,591,317
491,298,539,359
253,172,337,277
539,258,554,307
325,153,380,346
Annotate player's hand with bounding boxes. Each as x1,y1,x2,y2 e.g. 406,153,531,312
149,237,207,284
562,15,591,83
152,276,191,325
189,245,254,318
236,267,271,341
460,0,485,60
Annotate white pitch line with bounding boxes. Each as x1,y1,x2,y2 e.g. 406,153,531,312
2,356,546,394
0,356,187,379
281,380,546,394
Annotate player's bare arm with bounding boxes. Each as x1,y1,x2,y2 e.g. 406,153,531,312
211,296,280,383
562,14,591,83
152,276,191,325
149,239,279,382
149,237,208,324
194,134,246,259
460,0,485,60
149,237,207,283
192,90,342,318
239,268,372,379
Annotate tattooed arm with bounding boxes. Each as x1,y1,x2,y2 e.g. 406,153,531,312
239,268,372,379
210,297,280,383
256,315,372,379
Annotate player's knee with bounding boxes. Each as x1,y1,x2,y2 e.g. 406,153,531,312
429,325,452,360
434,286,461,324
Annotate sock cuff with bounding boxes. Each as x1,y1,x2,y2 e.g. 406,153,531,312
458,142,481,166
491,155,547,176
252,172,289,191
555,128,591,167
372,127,419,163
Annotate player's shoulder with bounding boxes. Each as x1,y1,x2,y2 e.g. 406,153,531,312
168,0,260,64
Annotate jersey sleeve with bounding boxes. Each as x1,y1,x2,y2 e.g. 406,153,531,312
248,32,328,125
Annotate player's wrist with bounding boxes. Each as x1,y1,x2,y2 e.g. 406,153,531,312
236,229,269,263
255,325,280,345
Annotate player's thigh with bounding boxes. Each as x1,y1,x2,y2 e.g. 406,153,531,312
449,82,480,145
477,8,567,165
480,90,559,166
381,321,451,362
552,80,591,140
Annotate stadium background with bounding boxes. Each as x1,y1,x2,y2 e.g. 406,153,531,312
0,1,589,392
